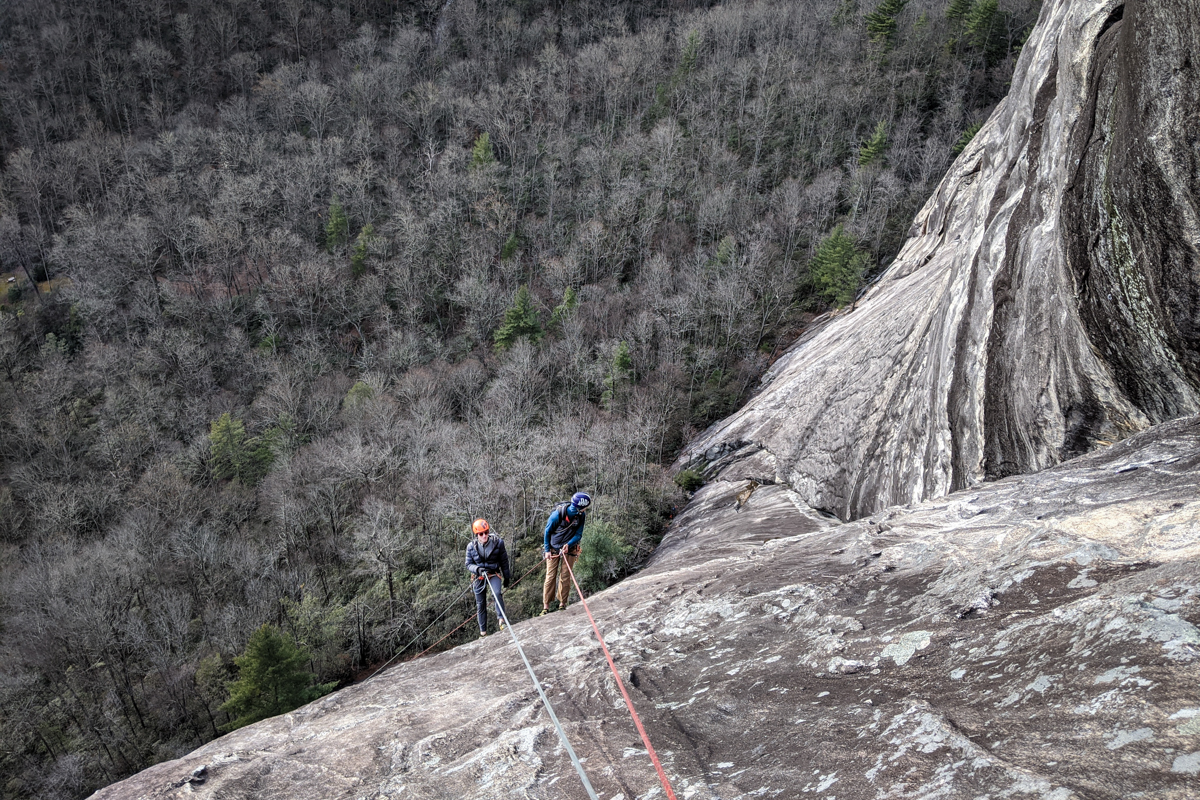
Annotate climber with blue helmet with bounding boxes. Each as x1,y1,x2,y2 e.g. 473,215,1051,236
540,492,591,615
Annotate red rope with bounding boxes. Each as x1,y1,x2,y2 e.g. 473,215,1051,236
410,613,475,660
562,556,679,800
410,559,547,661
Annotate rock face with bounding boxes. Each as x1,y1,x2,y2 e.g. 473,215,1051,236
90,417,1200,800
88,2,1200,799
679,0,1200,521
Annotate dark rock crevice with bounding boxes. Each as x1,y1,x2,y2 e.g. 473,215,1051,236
1066,0,1200,427
983,54,1062,481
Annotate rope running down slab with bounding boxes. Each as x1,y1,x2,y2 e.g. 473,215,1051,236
563,556,679,800
486,574,600,800
366,559,545,681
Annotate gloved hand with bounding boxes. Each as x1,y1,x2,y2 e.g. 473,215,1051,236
502,576,509,589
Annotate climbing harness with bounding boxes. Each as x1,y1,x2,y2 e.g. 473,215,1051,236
486,575,600,800
563,557,679,800
367,558,547,679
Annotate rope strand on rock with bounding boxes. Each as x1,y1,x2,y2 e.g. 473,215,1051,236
563,556,679,800
486,575,600,800
364,582,474,682
408,559,545,660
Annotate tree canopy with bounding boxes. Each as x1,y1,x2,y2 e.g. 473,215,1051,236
0,0,1039,793
221,625,333,731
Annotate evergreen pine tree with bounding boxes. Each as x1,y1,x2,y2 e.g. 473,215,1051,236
865,0,908,49
601,341,634,411
470,132,496,170
493,285,543,350
209,413,277,484
965,0,1005,61
832,0,860,29
678,30,702,77
209,412,249,481
947,0,973,21
714,235,737,266
858,121,889,166
810,225,871,308
220,625,330,732
325,199,349,250
500,231,519,261
549,286,578,330
351,224,374,276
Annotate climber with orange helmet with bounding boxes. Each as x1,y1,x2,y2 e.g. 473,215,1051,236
465,518,512,637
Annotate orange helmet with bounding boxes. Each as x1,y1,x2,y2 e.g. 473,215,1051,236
472,518,490,535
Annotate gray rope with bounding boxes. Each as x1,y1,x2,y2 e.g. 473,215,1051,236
485,575,599,800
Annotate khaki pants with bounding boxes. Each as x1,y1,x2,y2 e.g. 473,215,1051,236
542,545,581,608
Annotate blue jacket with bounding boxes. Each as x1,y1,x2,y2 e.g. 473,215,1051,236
544,504,586,552
465,535,511,581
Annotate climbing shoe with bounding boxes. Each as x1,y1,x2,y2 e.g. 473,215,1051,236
499,620,506,631
479,630,487,637
539,608,550,616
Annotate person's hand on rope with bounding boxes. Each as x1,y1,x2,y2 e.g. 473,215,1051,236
544,550,554,560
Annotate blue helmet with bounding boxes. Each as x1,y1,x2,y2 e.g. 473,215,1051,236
570,492,592,509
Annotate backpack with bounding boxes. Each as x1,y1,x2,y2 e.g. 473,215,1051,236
548,501,585,546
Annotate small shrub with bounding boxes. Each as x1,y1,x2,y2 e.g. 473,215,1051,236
574,521,633,594
344,380,375,409
952,122,983,156
674,469,705,493
257,333,281,354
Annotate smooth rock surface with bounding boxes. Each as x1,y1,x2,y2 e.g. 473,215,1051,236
87,2,1200,798
679,0,1200,521
90,417,1200,799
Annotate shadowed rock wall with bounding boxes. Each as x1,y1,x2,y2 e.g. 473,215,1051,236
680,0,1200,521
1064,1,1200,425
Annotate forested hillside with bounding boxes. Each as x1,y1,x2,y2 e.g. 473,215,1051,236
0,0,1035,796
